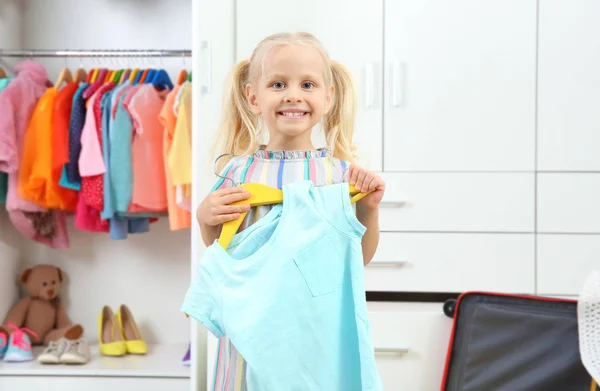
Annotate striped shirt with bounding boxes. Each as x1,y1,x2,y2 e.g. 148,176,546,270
208,147,350,391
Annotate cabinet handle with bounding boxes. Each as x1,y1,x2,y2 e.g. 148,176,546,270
380,201,406,208
375,346,410,355
365,62,374,108
392,61,403,107
369,260,410,267
201,40,212,93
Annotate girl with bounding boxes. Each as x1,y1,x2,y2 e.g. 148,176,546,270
196,32,385,390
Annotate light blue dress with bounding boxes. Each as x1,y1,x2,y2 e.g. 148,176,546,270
182,180,382,391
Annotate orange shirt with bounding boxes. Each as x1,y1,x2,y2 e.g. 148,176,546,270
18,84,79,211
50,83,79,211
18,88,58,208
159,85,191,231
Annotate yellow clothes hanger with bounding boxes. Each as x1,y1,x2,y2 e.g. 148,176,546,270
217,183,370,250
183,182,371,319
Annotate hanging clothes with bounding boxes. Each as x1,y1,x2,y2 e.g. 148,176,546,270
181,181,383,391
0,76,14,204
0,60,193,245
169,81,192,212
0,61,69,249
159,84,191,231
129,84,169,211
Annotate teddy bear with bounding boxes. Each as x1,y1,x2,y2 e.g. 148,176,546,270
0,264,83,345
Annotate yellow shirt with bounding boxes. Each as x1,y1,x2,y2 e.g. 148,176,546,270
169,82,192,193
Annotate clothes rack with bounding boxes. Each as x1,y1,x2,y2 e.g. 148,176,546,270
0,49,191,58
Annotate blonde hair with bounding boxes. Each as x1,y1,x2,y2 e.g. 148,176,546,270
213,32,357,172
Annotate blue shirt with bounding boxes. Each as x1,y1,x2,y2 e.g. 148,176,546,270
100,84,149,239
181,181,382,390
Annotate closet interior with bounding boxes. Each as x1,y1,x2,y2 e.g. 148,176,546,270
0,1,197,390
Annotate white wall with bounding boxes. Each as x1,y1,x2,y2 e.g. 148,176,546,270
0,0,25,335
0,0,193,346
0,0,23,70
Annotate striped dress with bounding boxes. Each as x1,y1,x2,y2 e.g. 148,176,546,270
209,147,351,391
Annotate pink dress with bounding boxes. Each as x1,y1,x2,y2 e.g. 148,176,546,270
0,61,68,248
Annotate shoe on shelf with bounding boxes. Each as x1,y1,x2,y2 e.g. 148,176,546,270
98,306,126,356
182,343,190,366
0,329,8,360
38,338,69,364
60,338,90,364
116,304,147,355
3,323,38,362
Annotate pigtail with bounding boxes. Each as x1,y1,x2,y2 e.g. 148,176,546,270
212,59,261,172
324,61,357,163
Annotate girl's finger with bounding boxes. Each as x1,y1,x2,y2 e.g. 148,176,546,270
349,166,359,185
218,204,251,215
363,176,376,192
355,170,367,191
220,191,251,205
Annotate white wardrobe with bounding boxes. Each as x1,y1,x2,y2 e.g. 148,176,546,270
0,0,596,390
0,1,195,390
193,0,600,390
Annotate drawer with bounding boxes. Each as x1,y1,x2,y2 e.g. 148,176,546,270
538,173,600,233
367,302,453,391
537,234,600,295
379,173,534,232
366,232,535,293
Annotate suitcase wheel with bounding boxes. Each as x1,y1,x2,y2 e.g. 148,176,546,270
443,299,456,318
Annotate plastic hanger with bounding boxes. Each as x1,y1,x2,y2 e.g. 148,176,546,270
119,69,130,84
113,69,123,83
177,69,188,86
89,68,99,83
139,69,150,83
217,183,371,250
133,69,144,84
128,68,140,83
83,68,108,100
144,69,156,84
0,67,6,79
150,69,174,90
54,67,73,89
105,70,115,83
85,68,95,83
73,68,87,83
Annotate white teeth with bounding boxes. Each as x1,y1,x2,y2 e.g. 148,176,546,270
280,112,306,117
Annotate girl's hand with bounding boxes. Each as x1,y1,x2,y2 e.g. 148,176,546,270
348,164,385,210
196,187,252,227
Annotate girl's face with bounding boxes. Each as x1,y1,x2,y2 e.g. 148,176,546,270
246,45,334,149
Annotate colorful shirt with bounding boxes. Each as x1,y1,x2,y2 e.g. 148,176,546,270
182,181,381,390
208,147,350,390
159,85,191,231
65,83,89,184
129,84,168,211
0,61,69,248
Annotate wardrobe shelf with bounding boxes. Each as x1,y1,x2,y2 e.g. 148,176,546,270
0,343,190,378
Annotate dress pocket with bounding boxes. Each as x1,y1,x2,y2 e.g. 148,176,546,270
293,235,341,297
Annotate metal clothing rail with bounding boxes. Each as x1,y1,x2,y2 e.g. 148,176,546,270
0,49,192,58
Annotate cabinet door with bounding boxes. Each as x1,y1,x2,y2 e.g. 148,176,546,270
383,0,536,171
538,1,600,171
236,0,383,171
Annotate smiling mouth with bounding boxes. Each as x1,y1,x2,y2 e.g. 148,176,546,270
278,111,309,118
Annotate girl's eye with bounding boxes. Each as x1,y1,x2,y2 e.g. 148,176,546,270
43,281,48,287
271,82,285,89
302,82,315,89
